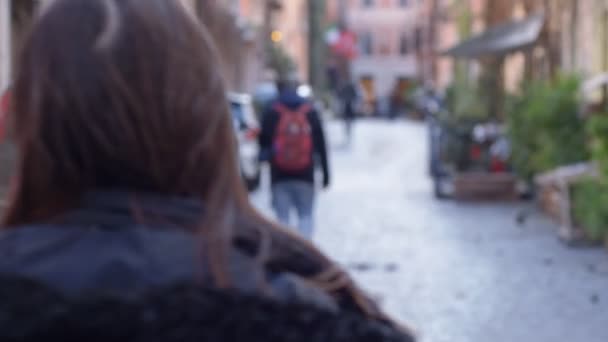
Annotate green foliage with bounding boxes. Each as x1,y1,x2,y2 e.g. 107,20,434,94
572,178,608,242
571,114,608,242
587,114,608,176
267,44,296,81
506,74,589,179
441,78,496,171
445,81,487,121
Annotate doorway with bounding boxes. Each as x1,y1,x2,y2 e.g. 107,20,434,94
359,75,376,116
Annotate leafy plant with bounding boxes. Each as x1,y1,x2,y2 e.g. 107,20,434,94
445,81,487,121
572,178,608,242
587,114,608,176
506,74,589,179
570,114,608,243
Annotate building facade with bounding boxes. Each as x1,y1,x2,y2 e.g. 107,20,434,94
344,0,422,106
273,0,309,82
434,0,532,92
560,0,608,77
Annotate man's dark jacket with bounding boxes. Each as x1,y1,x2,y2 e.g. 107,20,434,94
259,90,330,187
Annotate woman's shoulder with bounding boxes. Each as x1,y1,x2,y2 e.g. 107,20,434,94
0,224,202,295
0,223,198,255
0,224,76,251
0,224,336,311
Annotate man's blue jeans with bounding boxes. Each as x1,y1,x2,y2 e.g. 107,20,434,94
272,181,315,239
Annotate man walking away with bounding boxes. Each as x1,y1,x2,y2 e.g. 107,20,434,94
340,81,358,145
259,81,330,239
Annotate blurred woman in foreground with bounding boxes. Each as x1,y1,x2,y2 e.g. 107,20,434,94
0,0,413,339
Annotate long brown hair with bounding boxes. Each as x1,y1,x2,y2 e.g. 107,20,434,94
3,0,407,330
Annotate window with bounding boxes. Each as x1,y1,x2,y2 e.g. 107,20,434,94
378,28,391,55
399,0,409,7
362,0,374,8
399,33,409,55
360,32,374,56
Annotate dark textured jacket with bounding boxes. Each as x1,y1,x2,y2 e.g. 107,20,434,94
0,275,415,342
0,191,335,310
0,191,417,341
259,90,330,186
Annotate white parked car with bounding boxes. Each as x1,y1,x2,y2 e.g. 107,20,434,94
228,92,261,191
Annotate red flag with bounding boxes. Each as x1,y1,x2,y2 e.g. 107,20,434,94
331,30,358,60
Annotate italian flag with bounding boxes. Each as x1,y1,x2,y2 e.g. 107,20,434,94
326,25,357,60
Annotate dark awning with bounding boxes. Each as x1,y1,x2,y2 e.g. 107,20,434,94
442,13,544,59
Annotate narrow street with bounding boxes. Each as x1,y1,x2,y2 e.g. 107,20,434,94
251,120,608,342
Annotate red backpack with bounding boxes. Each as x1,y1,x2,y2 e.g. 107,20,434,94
273,103,313,172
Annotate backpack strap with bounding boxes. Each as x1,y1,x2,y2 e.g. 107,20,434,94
296,103,312,116
274,103,312,117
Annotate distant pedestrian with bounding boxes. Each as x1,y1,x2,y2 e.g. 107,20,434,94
340,81,358,144
259,81,330,239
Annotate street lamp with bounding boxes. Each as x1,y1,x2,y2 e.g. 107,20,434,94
270,30,283,43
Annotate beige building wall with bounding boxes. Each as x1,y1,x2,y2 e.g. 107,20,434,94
578,0,600,77
274,0,308,82
561,0,607,79
503,2,525,92
239,0,270,87
435,0,525,91
555,0,608,102
436,19,456,89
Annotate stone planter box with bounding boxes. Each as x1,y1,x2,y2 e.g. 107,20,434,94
453,172,517,200
535,162,599,245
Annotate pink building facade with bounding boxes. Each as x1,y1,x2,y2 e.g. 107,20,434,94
342,0,424,105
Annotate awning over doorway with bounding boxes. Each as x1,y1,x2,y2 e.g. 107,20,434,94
442,13,545,59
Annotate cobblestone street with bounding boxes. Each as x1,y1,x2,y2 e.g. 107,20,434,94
251,120,608,342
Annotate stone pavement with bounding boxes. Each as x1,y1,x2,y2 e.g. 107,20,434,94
251,120,608,342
